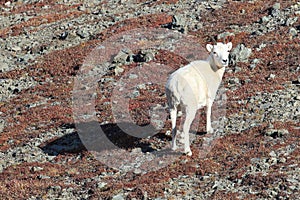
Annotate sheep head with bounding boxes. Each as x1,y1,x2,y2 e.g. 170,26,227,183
206,42,232,68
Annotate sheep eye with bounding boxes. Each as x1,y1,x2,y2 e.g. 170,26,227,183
213,52,217,55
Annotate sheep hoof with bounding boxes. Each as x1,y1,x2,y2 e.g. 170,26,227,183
184,149,192,156
207,128,214,134
184,151,192,156
171,145,177,151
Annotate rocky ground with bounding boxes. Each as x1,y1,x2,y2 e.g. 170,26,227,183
0,0,299,199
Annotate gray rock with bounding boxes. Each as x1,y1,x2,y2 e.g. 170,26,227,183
286,17,298,26
112,193,125,200
131,90,140,98
76,29,89,39
11,45,22,51
256,43,266,51
47,185,62,194
172,15,185,28
265,129,288,138
166,15,187,33
59,31,68,40
128,73,138,79
0,62,9,72
38,175,51,179
249,64,256,70
269,151,277,157
133,168,142,174
144,52,155,62
4,1,11,7
234,66,242,73
228,77,240,84
217,32,235,40
269,74,276,80
260,16,271,24
78,5,86,12
113,49,133,64
270,4,281,17
230,44,252,65
272,3,281,10
0,120,4,133
31,166,44,172
97,182,107,189
289,27,298,37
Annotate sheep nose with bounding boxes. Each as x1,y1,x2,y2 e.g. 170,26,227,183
222,59,228,63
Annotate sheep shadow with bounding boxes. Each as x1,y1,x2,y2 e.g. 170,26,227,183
41,121,167,156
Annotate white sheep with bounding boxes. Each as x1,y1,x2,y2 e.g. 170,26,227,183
165,42,232,156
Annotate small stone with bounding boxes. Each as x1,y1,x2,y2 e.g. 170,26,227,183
286,17,298,26
4,1,11,7
114,66,124,75
78,5,86,11
230,44,252,65
256,43,266,51
144,52,155,62
76,29,89,39
112,194,125,200
279,157,286,163
249,64,256,70
11,46,22,51
31,166,44,172
92,9,100,15
129,73,138,79
269,190,278,197
229,77,240,84
59,31,68,40
278,129,289,136
265,129,276,136
269,74,276,79
217,32,235,40
252,58,260,64
272,3,281,10
172,15,185,27
133,168,142,174
269,151,276,157
97,182,107,189
131,148,142,153
113,49,131,64
289,28,298,37
131,90,140,98
234,66,242,73
0,62,9,72
38,175,50,179
47,185,61,193
137,83,146,90
289,185,297,190
261,16,271,24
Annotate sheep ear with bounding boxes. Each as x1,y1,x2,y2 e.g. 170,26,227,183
206,44,213,52
227,42,233,51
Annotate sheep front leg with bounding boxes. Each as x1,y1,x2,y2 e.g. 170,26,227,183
182,108,196,156
206,101,214,133
170,108,177,151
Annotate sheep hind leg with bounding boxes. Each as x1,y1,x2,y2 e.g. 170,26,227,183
182,108,197,156
170,107,178,151
206,101,214,134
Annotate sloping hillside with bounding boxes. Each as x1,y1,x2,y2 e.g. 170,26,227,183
0,0,299,199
